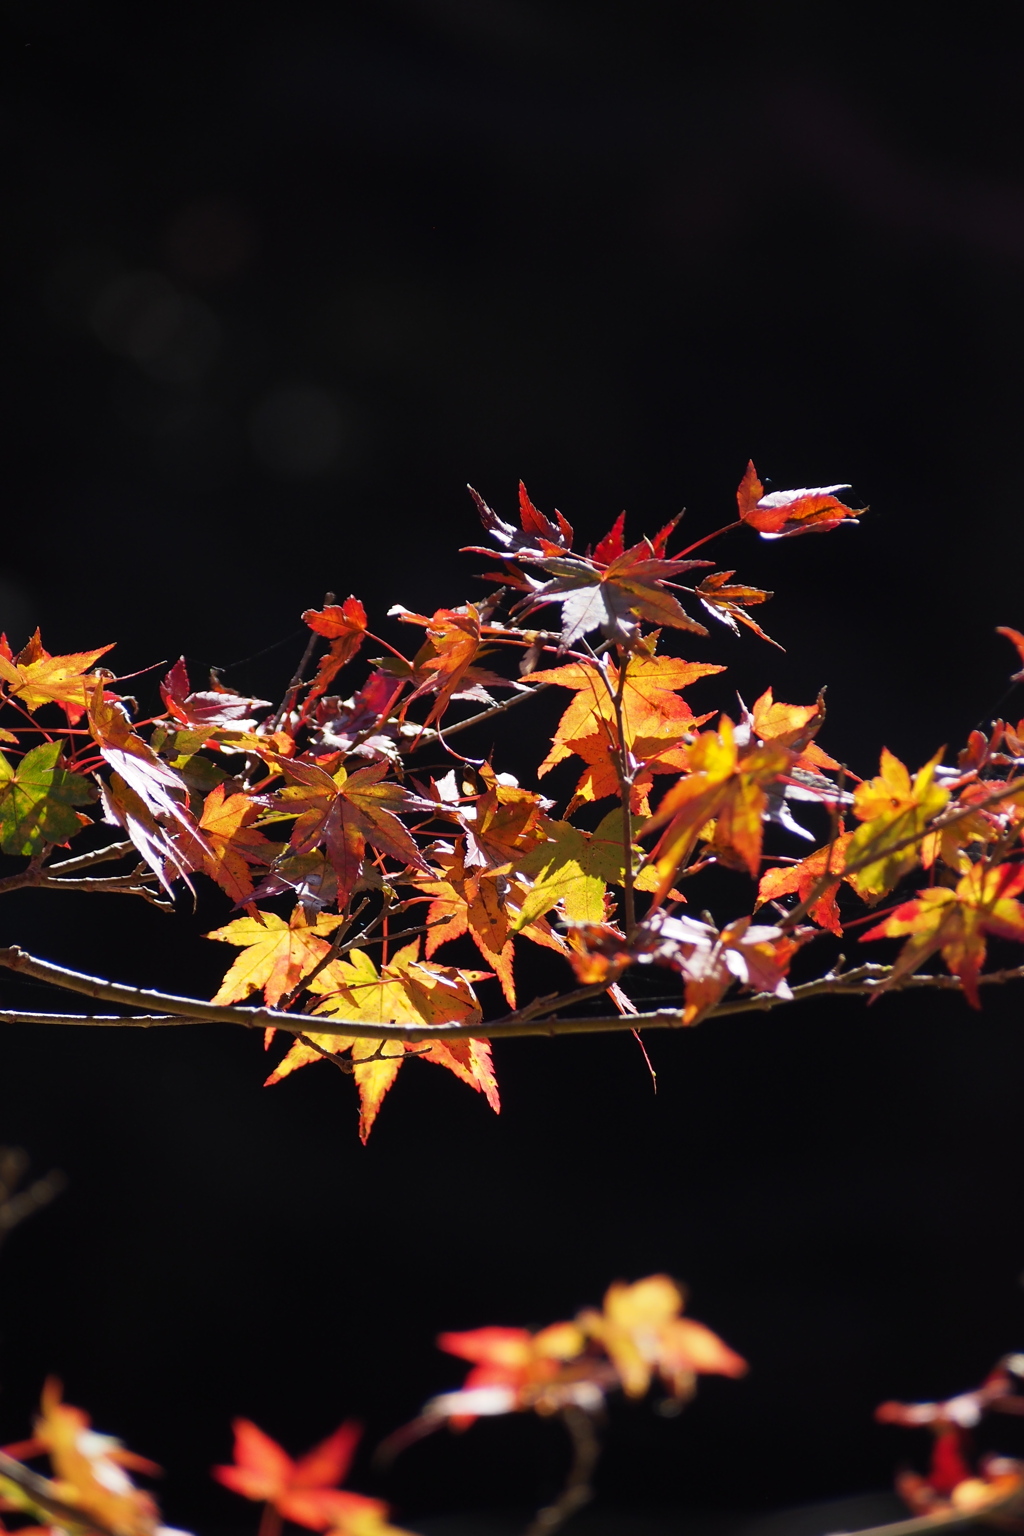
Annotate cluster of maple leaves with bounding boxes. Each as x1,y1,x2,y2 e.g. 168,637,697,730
0,1277,746,1536
5,461,1024,1140
3,1291,1022,1536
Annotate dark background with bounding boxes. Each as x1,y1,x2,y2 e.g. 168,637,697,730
3,1,1024,1531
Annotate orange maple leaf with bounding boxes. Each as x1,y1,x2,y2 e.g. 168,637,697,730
265,939,499,1141
394,604,487,728
529,653,722,812
172,783,281,904
746,687,840,772
302,597,368,702
736,460,864,539
578,1276,747,1402
641,716,793,898
0,631,115,722
413,837,567,1006
695,570,780,647
860,861,1024,1007
213,1419,411,1535
432,1322,588,1424
2,1379,162,1536
757,833,853,935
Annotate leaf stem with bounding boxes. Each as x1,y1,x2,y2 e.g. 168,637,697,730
674,518,743,559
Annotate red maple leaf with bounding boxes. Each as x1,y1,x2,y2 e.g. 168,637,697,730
737,460,864,539
160,658,272,730
213,1419,407,1534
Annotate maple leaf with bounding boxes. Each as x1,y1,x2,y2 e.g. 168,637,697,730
265,756,433,908
513,809,665,930
310,670,405,762
0,742,95,856
455,769,553,870
0,631,116,722
996,625,1024,683
565,909,802,1022
578,1276,747,1402
4,1380,163,1536
424,1322,590,1426
529,652,722,811
875,1365,1024,1523
413,839,566,1006
860,862,1024,1007
515,517,713,648
736,460,864,539
640,716,794,898
267,940,498,1141
87,682,203,895
302,597,368,701
695,570,780,647
392,605,486,728
171,783,281,903
95,774,193,897
919,776,1020,873
89,683,194,835
670,913,803,1024
845,748,949,899
206,905,345,1006
743,687,840,772
757,833,853,935
464,481,574,559
159,658,271,730
213,1419,412,1536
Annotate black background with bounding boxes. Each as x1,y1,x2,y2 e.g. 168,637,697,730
3,2,1024,1530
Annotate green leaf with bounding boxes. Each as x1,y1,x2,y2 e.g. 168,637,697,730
512,811,632,929
0,741,96,856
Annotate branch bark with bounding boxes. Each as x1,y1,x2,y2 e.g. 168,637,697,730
3,947,1024,1044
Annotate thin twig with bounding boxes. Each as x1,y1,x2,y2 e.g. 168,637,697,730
267,591,334,733
522,1406,601,1536
45,840,135,875
0,1010,192,1026
277,897,370,1011
0,847,163,903
404,681,550,746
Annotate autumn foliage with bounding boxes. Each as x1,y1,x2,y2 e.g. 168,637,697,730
4,460,1024,1534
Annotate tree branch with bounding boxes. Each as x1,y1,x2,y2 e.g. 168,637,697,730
3,947,1024,1044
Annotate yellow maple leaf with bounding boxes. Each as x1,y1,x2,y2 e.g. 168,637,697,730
0,632,115,719
267,940,499,1141
206,906,345,1006
578,1275,747,1402
846,748,948,899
